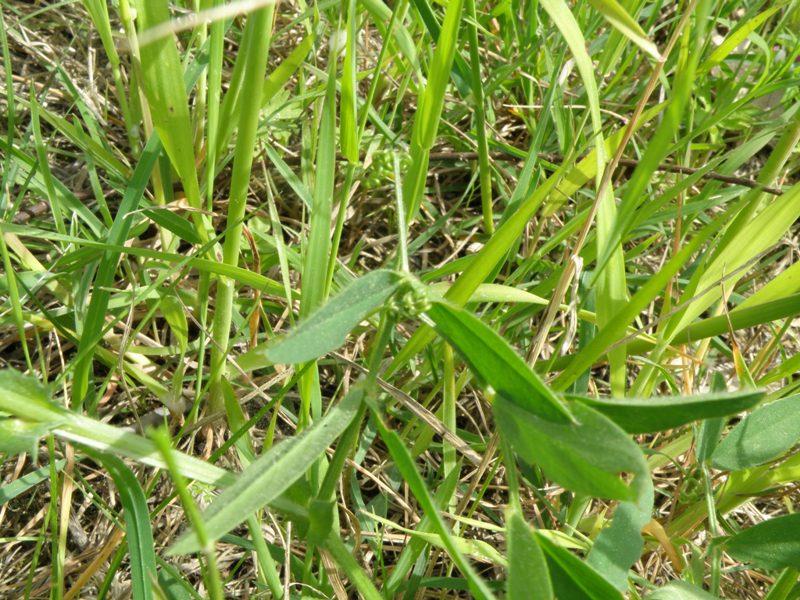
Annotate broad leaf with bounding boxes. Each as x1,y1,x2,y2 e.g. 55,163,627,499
507,511,553,600
494,397,644,502
169,387,364,555
426,301,572,423
711,394,800,471
571,390,764,433
535,531,623,600
266,270,405,364
495,392,653,588
723,513,800,570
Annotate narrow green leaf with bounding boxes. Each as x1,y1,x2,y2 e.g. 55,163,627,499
267,270,405,364
404,0,465,222
384,467,462,594
135,1,202,212
261,33,315,107
426,301,572,423
571,390,764,434
90,452,157,600
699,6,781,73
711,394,800,471
71,135,161,408
723,513,800,570
428,282,549,306
340,0,358,162
668,181,800,339
587,0,661,60
168,387,364,555
141,207,202,245
0,376,235,487
0,459,65,504
507,511,553,600
373,412,497,600
158,291,188,355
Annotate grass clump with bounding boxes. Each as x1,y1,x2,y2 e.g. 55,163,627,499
1,0,799,598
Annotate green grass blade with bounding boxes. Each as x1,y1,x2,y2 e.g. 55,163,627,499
373,411,498,600
88,452,157,600
587,0,661,60
404,0,465,223
135,1,204,222
71,135,161,409
208,6,273,412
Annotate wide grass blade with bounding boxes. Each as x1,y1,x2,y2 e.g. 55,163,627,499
168,386,364,555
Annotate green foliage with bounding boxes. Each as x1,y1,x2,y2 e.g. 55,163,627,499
265,269,406,364
2,0,799,597
722,514,800,571
711,394,800,470
169,386,364,555
572,390,764,433
426,300,572,422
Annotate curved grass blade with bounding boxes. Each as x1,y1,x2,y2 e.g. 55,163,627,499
71,135,161,408
372,411,497,600
587,0,660,60
87,451,156,600
136,1,202,214
404,0,465,223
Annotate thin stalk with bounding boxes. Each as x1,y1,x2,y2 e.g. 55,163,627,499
246,516,284,599
47,435,63,600
203,0,225,210
442,343,457,512
208,7,273,414
152,429,225,600
465,0,494,234
0,227,33,370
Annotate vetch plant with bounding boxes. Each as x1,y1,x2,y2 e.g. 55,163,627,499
1,0,799,598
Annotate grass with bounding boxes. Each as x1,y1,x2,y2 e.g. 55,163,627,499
1,0,800,598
